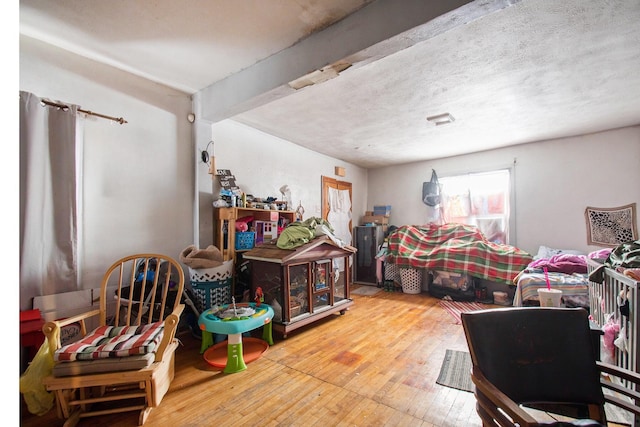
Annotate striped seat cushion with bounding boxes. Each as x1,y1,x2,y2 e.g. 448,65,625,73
52,353,155,376
54,322,164,361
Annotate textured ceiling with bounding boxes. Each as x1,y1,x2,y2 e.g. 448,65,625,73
20,0,640,168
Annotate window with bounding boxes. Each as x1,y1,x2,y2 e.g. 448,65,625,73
439,169,511,244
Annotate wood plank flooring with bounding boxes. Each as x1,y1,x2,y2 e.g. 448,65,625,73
20,287,483,427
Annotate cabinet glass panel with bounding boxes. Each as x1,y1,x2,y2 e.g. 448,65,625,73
313,292,330,310
313,261,330,293
312,261,331,311
333,257,347,302
289,264,309,318
252,261,284,322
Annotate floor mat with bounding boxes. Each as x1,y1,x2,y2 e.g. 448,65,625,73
351,285,382,296
603,376,635,426
436,349,474,392
438,299,486,324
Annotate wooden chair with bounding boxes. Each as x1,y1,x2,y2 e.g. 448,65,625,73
461,307,640,427
42,254,185,426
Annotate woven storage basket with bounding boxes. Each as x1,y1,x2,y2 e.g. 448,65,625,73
191,278,232,312
399,268,422,294
188,260,233,282
188,260,234,312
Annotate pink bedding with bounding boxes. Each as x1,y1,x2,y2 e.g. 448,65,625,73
527,253,587,274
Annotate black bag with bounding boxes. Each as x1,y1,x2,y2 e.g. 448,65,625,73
422,169,441,207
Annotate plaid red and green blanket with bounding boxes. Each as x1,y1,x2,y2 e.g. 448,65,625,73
386,223,533,284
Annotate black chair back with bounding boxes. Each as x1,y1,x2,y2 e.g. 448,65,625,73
462,307,605,420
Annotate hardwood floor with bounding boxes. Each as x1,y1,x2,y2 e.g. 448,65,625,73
20,287,483,427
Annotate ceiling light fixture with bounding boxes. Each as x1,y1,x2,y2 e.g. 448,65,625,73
426,112,455,126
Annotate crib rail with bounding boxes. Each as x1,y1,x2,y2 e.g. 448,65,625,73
588,258,639,375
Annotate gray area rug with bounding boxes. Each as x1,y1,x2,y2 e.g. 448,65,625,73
351,285,382,296
436,349,474,393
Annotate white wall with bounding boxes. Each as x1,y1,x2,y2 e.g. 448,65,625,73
19,35,368,298
195,119,368,249
20,35,195,290
368,126,640,255
19,32,639,298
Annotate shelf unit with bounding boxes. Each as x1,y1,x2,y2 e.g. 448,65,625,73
243,236,357,338
213,207,296,261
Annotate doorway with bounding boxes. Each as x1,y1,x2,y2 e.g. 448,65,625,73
321,176,353,246
321,176,353,284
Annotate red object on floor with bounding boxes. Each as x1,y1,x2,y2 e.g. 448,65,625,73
203,337,269,369
20,309,45,362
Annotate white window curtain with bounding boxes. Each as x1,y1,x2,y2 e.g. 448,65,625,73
439,169,511,244
19,91,82,311
327,187,352,274
327,187,352,246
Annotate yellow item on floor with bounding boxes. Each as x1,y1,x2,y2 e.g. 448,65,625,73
20,338,55,415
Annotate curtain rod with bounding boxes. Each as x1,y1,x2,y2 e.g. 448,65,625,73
41,99,128,125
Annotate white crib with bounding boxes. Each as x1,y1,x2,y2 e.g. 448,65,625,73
588,258,639,375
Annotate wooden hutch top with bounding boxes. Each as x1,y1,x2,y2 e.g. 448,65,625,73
243,236,357,264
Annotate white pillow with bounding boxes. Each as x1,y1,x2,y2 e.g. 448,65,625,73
535,245,585,259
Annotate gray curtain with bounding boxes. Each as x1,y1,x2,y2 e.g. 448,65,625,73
19,91,81,311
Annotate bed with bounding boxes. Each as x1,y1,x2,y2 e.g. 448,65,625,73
512,241,640,379
512,270,591,307
384,223,533,289
510,246,598,308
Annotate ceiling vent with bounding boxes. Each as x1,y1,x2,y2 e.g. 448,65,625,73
426,112,455,126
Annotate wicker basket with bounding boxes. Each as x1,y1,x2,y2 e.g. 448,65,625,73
188,260,234,282
399,268,422,294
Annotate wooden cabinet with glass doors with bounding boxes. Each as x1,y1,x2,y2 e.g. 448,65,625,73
243,236,356,338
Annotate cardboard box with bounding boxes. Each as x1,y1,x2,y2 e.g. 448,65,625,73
362,215,389,225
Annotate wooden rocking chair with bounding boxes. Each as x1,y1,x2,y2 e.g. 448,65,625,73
42,254,185,426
